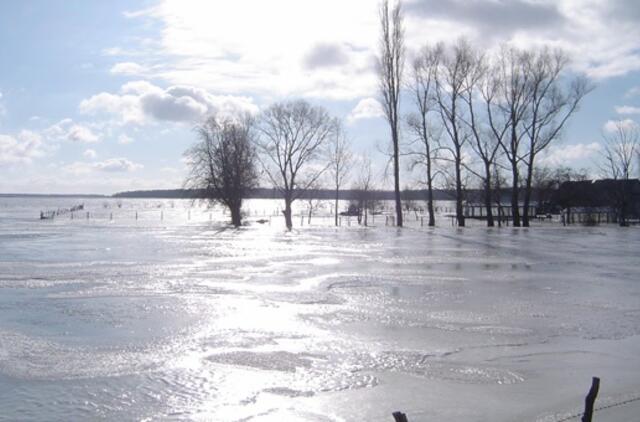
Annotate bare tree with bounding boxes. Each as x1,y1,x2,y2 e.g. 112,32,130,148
378,0,405,227
304,181,324,225
434,40,475,227
184,113,258,227
256,100,335,230
600,121,639,226
407,44,441,226
492,165,507,226
520,48,591,226
487,47,532,227
601,121,638,182
355,154,375,226
457,44,506,227
327,121,352,226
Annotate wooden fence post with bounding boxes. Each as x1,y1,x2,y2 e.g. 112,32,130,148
392,411,408,422
582,377,600,422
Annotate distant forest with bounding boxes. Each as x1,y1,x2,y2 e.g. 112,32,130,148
112,187,514,203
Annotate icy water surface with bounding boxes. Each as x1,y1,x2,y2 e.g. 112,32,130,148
0,198,639,421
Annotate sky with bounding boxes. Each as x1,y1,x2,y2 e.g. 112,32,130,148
1,0,640,194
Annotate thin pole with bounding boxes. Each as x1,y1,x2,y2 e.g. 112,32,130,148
582,377,600,422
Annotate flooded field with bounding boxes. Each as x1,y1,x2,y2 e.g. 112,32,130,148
0,198,639,421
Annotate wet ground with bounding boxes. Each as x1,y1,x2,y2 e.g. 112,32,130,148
0,198,639,421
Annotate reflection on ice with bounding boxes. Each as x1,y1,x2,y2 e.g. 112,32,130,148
0,198,639,420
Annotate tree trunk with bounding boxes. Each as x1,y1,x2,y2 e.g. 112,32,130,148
427,181,435,227
620,200,628,227
427,162,435,227
484,163,494,227
619,184,629,227
364,201,369,227
230,204,242,227
455,153,465,227
423,124,435,227
283,199,293,230
393,127,403,227
334,187,339,226
510,163,521,227
522,158,534,227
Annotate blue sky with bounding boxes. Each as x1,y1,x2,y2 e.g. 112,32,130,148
1,0,639,194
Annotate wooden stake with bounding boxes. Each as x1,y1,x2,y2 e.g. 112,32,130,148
392,411,408,422
582,377,600,422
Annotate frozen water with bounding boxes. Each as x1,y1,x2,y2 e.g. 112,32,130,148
0,197,639,421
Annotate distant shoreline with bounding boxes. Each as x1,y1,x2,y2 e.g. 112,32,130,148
0,193,107,198
0,188,512,202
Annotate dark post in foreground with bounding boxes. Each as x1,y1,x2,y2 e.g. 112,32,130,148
582,377,600,422
392,411,408,422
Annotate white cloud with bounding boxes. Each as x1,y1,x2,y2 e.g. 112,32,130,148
626,86,640,98
0,130,45,165
62,162,93,175
347,98,385,123
111,0,640,104
80,81,258,125
160,166,180,174
83,149,97,159
63,157,143,175
95,158,143,172
303,43,350,69
615,105,640,115
110,62,147,75
538,142,602,167
604,118,638,133
405,0,640,80
123,7,156,19
118,134,134,144
79,92,145,124
67,125,99,143
122,0,379,100
45,119,100,143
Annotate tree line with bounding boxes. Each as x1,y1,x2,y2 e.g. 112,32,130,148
184,0,638,230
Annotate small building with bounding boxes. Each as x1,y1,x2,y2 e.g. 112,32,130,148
552,179,640,225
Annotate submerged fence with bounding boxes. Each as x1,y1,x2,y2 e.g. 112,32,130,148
390,377,640,422
37,202,628,229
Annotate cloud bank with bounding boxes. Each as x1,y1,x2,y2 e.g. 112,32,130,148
112,0,640,102
80,81,258,125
